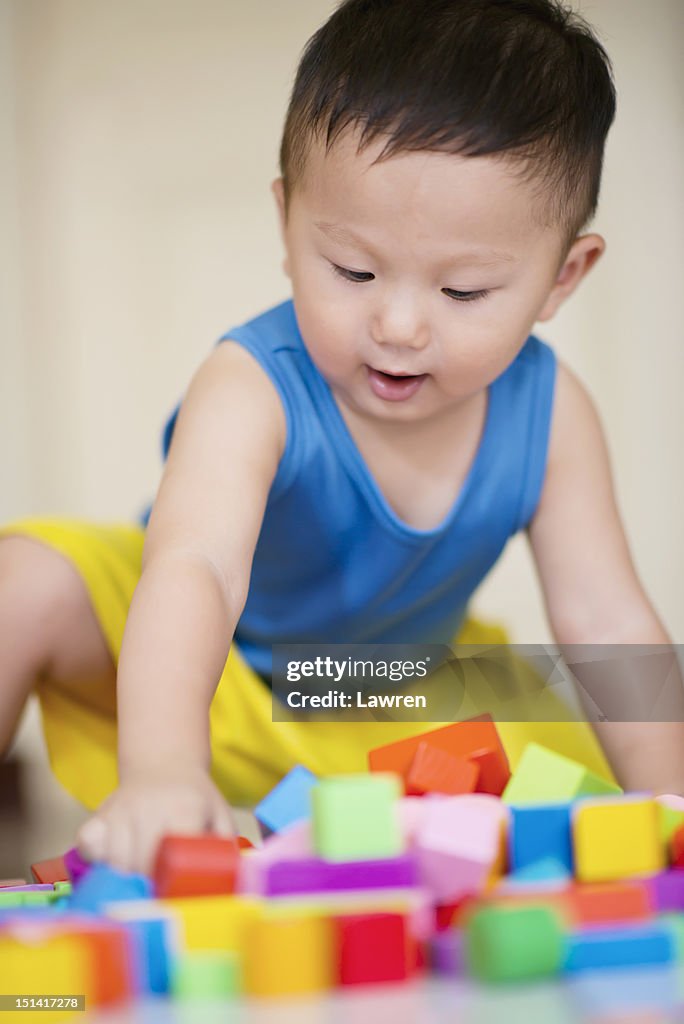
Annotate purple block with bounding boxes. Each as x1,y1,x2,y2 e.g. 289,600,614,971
265,854,418,895
0,883,54,893
649,870,684,912
64,847,92,885
430,929,465,974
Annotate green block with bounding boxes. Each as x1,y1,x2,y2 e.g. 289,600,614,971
22,891,53,907
312,773,403,862
0,891,22,908
464,903,566,983
53,881,72,896
171,951,240,999
660,806,684,846
502,743,622,805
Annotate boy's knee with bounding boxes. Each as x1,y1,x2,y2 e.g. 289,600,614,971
0,535,92,662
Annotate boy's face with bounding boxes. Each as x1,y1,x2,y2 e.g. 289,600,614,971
273,128,604,425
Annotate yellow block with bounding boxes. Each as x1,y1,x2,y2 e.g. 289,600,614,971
573,797,665,882
0,930,93,1024
160,895,263,952
243,913,334,998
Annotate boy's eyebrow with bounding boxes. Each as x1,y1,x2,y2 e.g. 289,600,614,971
314,220,518,266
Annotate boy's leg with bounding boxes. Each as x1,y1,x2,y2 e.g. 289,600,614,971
0,535,116,758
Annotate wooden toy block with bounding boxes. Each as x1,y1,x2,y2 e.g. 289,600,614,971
153,834,239,898
0,931,95,1020
0,891,23,908
335,911,414,985
405,741,479,796
649,870,684,912
468,746,511,796
671,822,684,867
263,887,433,942
570,880,654,926
0,878,26,887
572,796,665,883
171,950,240,999
509,802,573,873
63,846,92,885
30,856,69,884
69,864,153,912
415,794,508,901
312,773,404,862
100,900,182,994
264,853,417,896
368,715,509,792
464,903,565,982
507,857,572,886
159,894,262,952
0,883,54,893
243,912,334,997
564,923,675,971
237,836,254,850
502,743,621,805
68,921,137,1007
254,764,317,834
430,929,465,974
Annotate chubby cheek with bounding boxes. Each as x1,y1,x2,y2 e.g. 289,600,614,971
292,289,361,380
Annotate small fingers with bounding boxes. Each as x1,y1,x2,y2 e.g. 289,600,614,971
76,816,107,863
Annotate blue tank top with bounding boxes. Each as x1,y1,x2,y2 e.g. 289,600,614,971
148,298,556,677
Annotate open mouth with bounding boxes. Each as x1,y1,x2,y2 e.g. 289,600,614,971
366,366,428,402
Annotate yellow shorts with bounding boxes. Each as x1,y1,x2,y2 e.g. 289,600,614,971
1,518,616,809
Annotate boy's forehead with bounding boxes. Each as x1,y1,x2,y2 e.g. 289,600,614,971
296,129,550,254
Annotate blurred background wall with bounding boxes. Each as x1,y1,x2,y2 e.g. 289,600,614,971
1,0,682,649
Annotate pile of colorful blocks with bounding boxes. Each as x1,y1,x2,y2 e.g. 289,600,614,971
3,714,684,1018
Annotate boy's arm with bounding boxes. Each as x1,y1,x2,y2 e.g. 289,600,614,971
527,360,684,794
78,340,286,870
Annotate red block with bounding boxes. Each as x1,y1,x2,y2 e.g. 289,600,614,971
406,742,479,796
468,746,511,796
368,715,509,796
30,856,69,884
570,881,654,926
153,834,239,898
335,912,415,985
672,823,684,868
237,836,254,850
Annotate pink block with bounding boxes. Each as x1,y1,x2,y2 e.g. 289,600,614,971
237,819,314,894
399,797,429,842
656,794,684,813
415,794,508,901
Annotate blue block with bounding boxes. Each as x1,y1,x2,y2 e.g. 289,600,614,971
254,764,317,833
508,857,572,884
509,803,573,873
565,925,675,972
68,864,152,913
123,918,174,994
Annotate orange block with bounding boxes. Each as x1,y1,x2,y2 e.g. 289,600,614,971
368,715,509,796
30,856,69,884
469,746,511,796
154,835,239,898
406,742,480,796
569,881,654,926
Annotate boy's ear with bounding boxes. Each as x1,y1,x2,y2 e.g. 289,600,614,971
536,234,606,323
271,177,291,279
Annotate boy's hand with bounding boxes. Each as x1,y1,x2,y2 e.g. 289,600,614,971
75,764,235,877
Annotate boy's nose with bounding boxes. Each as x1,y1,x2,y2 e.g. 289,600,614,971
370,300,430,352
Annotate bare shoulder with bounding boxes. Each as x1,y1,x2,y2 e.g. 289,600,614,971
546,357,608,472
173,339,287,461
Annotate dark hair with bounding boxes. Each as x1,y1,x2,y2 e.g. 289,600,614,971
279,0,616,263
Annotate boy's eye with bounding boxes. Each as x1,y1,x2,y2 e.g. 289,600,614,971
331,264,374,283
442,288,490,303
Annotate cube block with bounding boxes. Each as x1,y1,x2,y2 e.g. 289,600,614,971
565,924,674,971
509,802,573,873
243,913,334,997
572,797,665,882
312,773,403,862
570,880,653,926
30,856,69,884
264,854,417,896
465,903,565,982
153,834,239,898
335,912,414,985
254,765,317,834
406,742,479,796
503,743,621,805
171,950,240,999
